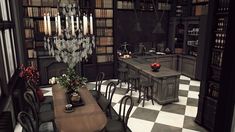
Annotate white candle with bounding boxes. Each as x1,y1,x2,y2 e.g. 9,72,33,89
55,14,58,33
83,14,88,35
58,14,61,36
66,16,68,29
47,13,51,36
44,13,47,35
90,13,93,34
76,15,79,31
71,15,75,36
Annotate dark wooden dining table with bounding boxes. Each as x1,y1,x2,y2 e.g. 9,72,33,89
52,84,107,132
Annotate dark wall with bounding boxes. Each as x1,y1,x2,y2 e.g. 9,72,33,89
115,10,169,52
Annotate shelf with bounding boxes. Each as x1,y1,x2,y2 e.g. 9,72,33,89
187,44,198,47
192,2,209,5
23,5,57,8
216,11,229,15
211,47,224,52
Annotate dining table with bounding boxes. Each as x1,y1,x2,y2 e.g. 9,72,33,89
52,84,107,132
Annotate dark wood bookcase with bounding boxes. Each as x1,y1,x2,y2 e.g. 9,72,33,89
195,0,235,131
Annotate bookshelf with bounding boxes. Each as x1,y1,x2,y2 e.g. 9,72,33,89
22,0,60,68
195,0,233,131
191,0,209,16
116,0,171,11
95,0,114,64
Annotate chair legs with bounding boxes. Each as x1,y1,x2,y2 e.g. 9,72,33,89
138,85,154,107
126,78,139,96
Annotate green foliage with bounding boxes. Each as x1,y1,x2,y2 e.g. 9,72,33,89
57,68,87,93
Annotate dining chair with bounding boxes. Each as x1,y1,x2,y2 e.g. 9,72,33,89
105,95,134,132
26,80,53,106
90,72,105,100
98,82,117,117
17,111,54,132
23,91,54,126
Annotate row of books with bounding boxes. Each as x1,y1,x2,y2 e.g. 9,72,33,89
96,47,113,54
95,9,113,18
35,20,56,33
25,7,57,17
27,49,37,58
97,55,113,63
23,0,59,6
158,3,171,11
117,1,134,9
28,60,37,67
96,0,113,8
96,19,113,27
96,37,113,46
24,18,34,28
192,0,209,3
211,50,224,67
192,5,208,16
25,29,34,38
96,28,113,36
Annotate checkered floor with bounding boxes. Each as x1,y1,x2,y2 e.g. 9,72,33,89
14,75,208,132
87,75,208,132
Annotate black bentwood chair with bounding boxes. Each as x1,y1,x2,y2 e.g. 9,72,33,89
26,80,53,106
98,82,117,116
105,95,134,132
23,91,54,127
17,111,54,132
90,72,105,100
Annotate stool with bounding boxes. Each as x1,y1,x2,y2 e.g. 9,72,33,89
117,67,128,88
138,81,154,107
126,74,140,96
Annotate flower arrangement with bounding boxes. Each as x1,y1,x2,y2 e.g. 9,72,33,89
19,64,39,84
57,68,87,93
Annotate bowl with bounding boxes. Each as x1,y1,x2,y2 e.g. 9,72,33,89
150,63,161,72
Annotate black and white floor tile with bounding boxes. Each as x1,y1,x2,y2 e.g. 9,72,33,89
14,75,208,132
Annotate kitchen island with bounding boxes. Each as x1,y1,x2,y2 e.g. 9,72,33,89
119,57,181,105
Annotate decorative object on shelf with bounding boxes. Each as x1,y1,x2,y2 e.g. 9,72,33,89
117,42,132,59
43,1,95,69
57,67,87,93
150,62,161,72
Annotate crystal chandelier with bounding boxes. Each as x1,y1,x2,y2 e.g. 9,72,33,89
43,3,95,69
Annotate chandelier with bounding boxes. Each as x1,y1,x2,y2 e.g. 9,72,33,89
43,3,95,69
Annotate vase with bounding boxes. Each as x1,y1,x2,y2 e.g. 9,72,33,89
70,92,81,104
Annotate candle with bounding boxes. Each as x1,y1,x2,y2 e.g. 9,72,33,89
58,14,61,36
83,14,87,35
76,15,79,31
90,14,93,34
71,15,75,36
47,13,51,36
55,15,58,33
44,13,47,35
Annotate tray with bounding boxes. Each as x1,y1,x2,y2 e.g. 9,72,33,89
66,93,85,107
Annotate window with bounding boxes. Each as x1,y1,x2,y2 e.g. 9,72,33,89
0,0,18,95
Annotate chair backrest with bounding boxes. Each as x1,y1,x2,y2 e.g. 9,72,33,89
17,111,37,132
104,82,117,107
26,80,40,106
23,90,40,129
95,72,105,92
118,95,134,129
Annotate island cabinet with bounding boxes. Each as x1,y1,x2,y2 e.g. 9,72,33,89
119,58,181,105
178,55,197,79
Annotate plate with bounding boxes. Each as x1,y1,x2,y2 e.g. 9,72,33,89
64,109,74,113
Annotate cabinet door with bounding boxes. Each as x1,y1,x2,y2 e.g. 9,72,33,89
181,56,196,79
